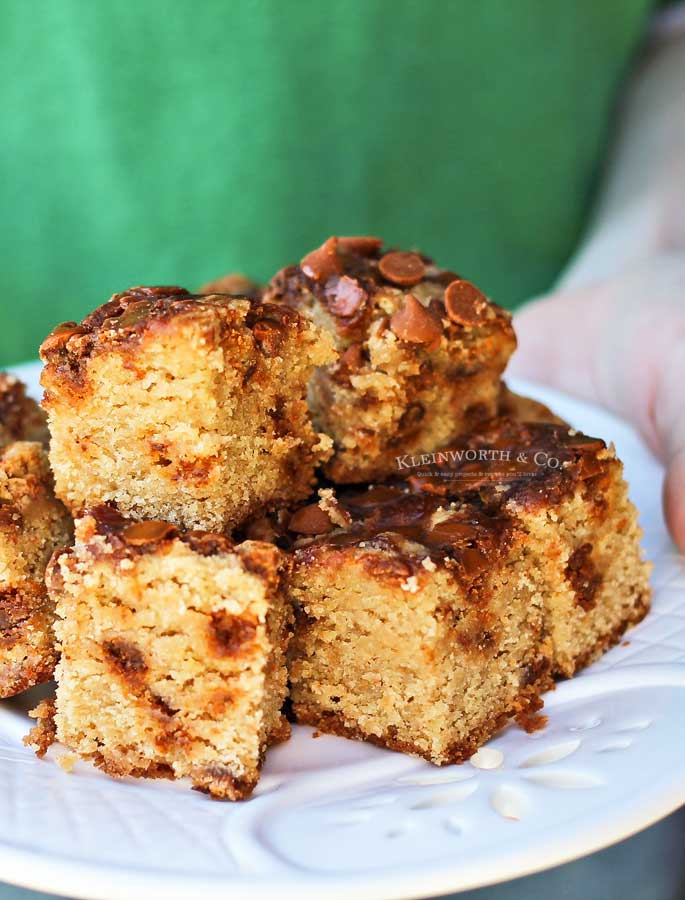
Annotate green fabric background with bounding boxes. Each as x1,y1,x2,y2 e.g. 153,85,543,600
1,0,652,366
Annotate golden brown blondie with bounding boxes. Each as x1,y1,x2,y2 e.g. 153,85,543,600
285,419,651,762
265,237,516,483
42,508,292,799
287,485,553,765
407,419,652,676
0,441,72,698
40,286,335,532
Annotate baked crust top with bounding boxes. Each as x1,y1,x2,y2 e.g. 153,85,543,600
39,285,310,368
61,507,289,593
265,235,514,349
287,420,617,580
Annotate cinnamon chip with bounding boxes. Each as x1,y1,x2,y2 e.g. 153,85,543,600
444,279,490,325
288,504,335,535
337,236,383,256
340,342,365,369
123,520,177,545
301,237,342,282
378,251,426,286
390,295,442,345
325,276,367,318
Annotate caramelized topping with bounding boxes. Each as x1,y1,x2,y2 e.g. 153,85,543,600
290,421,615,581
378,251,426,286
86,507,234,557
40,323,89,355
116,300,155,328
264,237,511,354
390,295,442,345
251,317,286,356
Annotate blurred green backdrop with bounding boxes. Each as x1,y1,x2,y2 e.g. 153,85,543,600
1,0,652,365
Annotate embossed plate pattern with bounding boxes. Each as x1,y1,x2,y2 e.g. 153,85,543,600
0,363,683,900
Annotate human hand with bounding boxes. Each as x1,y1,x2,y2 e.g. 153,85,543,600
508,251,685,551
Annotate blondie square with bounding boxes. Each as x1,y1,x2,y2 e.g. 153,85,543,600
265,236,516,483
483,421,651,675
0,372,49,448
0,441,72,697
395,419,652,676
287,486,553,765
45,509,292,799
285,420,650,761
40,286,335,532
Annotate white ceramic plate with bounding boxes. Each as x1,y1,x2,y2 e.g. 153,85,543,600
1,362,684,900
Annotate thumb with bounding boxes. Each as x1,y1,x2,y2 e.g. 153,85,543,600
663,448,685,553
508,288,611,404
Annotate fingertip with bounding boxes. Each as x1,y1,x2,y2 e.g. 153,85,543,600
663,451,685,554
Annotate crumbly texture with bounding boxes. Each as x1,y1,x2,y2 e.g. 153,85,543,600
264,237,516,483
288,493,552,765
25,698,57,756
43,509,293,799
40,286,336,532
285,419,651,760
0,442,73,698
0,373,49,448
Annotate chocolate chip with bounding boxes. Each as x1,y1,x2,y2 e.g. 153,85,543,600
378,251,426,286
40,323,89,354
337,236,383,256
390,295,442,345
288,504,335,535
301,237,342,282
123,520,177,545
444,279,490,325
325,276,367,318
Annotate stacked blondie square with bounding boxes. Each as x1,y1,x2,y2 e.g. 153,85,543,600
2,237,651,799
